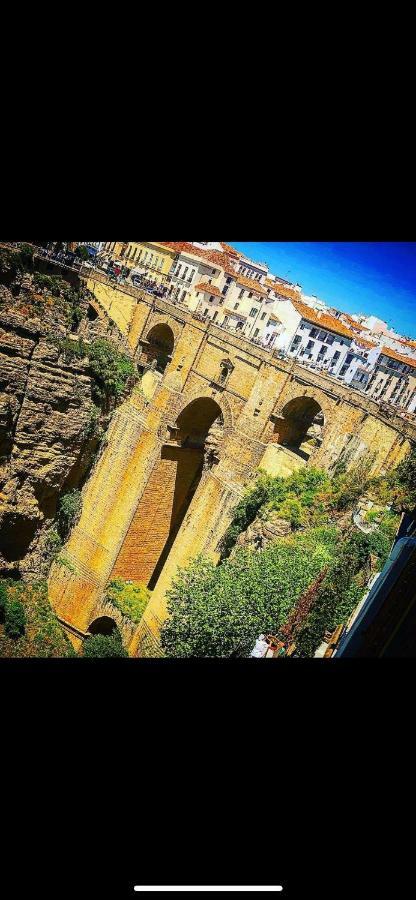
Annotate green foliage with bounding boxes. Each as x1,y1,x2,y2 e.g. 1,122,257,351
294,523,397,657
0,579,75,658
76,245,89,260
45,527,63,559
83,632,129,658
0,581,8,619
4,597,26,638
0,248,24,281
54,337,135,406
18,244,34,269
87,339,136,404
161,527,338,658
105,578,150,625
58,490,82,539
375,448,416,513
221,468,332,556
84,402,103,440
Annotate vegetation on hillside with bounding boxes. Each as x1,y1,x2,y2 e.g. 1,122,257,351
54,337,136,406
161,461,406,658
0,579,76,658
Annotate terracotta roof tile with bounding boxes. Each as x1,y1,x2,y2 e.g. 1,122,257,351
265,279,300,301
236,275,268,296
291,300,355,339
220,242,241,258
380,346,416,369
352,336,378,350
195,282,222,297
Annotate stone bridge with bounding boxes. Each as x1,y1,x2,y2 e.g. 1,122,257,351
48,273,416,656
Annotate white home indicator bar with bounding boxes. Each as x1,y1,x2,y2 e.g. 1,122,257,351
134,888,283,893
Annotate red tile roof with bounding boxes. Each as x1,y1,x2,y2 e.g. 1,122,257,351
195,282,222,297
220,242,241,258
291,300,355,339
157,241,238,273
380,346,416,369
236,275,268,296
265,279,300,301
352,336,378,350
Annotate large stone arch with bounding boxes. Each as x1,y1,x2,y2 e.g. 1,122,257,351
170,387,234,438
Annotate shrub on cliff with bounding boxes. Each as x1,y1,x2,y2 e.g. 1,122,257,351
58,490,82,539
105,578,150,625
294,522,397,657
4,597,26,639
83,633,129,658
87,339,136,404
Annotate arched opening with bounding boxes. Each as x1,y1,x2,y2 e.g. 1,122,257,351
88,616,118,637
143,323,175,374
273,396,325,460
112,397,224,591
87,304,99,321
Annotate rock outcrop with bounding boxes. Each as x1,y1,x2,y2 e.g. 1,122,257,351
234,510,292,552
0,287,103,578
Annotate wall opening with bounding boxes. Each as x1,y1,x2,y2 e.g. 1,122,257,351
112,397,223,591
143,324,175,374
272,396,325,460
88,616,119,637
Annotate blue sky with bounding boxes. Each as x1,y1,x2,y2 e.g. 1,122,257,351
230,242,416,339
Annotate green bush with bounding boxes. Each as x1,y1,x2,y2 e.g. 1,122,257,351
105,578,150,624
88,339,136,403
0,581,7,619
58,490,82,538
83,633,129,658
4,597,26,639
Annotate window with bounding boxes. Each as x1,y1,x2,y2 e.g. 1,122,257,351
310,328,319,338
248,292,253,299
332,351,341,361
249,308,257,317
326,334,335,345
183,267,188,281
306,340,315,350
254,328,260,338
239,290,245,299
318,346,327,357
234,303,240,310
261,312,266,320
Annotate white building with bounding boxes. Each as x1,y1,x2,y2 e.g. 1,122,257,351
271,298,355,376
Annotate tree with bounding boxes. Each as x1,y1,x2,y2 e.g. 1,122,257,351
4,597,26,639
161,528,337,658
76,245,89,261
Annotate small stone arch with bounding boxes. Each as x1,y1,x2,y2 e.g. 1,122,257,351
141,322,176,374
88,616,119,636
87,598,136,647
274,384,335,424
271,394,327,460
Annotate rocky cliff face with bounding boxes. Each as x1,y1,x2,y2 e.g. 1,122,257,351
0,285,103,578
